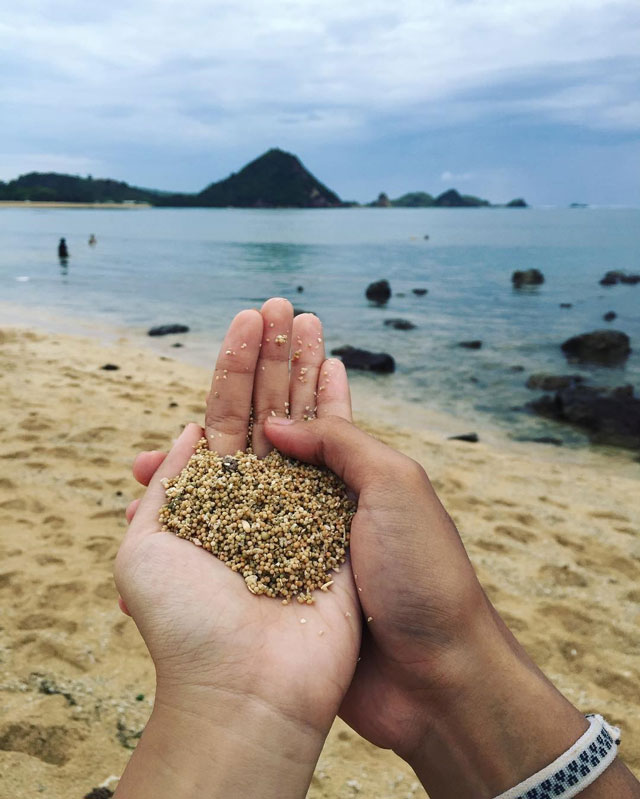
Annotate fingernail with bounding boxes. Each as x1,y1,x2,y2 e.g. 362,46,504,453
267,417,296,426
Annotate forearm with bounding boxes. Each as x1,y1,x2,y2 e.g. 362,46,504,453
403,602,640,799
114,685,326,799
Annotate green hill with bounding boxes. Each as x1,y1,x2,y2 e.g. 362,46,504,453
158,149,342,208
391,191,435,207
434,188,489,207
0,172,157,203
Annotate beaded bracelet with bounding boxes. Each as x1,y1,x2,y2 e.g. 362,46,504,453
493,714,621,799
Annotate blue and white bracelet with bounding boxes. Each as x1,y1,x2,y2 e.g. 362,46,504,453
493,714,621,799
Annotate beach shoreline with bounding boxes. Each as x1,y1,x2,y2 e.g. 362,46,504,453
0,201,151,210
2,298,638,472
0,323,638,796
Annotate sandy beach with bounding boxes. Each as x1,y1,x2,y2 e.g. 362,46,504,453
0,202,150,210
0,325,638,798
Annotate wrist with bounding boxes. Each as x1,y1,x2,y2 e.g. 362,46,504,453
401,600,589,798
115,682,328,799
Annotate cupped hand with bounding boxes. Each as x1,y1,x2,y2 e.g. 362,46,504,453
114,299,360,741
262,416,494,752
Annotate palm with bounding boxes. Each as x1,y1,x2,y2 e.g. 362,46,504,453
125,530,359,725
116,299,361,731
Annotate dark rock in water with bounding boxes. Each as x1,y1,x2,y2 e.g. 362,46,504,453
412,288,428,296
603,311,617,322
293,307,314,317
171,342,183,347
512,269,544,287
448,432,479,443
384,318,416,330
458,340,482,350
526,373,584,391
366,279,391,304
148,324,190,336
296,285,304,292
396,292,406,297
100,363,120,371
518,436,564,446
561,329,631,365
560,303,573,308
84,789,114,799
599,271,620,286
331,345,395,373
529,384,640,449
599,270,640,286
510,365,525,372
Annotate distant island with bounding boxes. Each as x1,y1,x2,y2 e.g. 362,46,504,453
369,190,527,208
0,148,527,208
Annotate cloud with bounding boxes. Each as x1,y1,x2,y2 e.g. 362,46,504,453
0,0,638,200
440,171,474,183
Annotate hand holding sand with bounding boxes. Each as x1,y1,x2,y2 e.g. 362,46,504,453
114,299,360,799
266,417,640,798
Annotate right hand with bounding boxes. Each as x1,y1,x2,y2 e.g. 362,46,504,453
264,416,614,798
264,415,490,752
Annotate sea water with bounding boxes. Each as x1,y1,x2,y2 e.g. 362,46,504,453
1,206,639,448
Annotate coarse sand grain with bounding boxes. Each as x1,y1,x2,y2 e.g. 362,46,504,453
159,439,355,603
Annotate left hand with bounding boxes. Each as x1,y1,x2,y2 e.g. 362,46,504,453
114,299,360,798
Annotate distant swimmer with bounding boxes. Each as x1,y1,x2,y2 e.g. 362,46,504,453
88,234,97,246
58,238,69,258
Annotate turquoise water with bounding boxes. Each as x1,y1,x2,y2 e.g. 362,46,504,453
1,206,639,446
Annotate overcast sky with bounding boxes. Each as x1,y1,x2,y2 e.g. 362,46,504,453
2,0,639,204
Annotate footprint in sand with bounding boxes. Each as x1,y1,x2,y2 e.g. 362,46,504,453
85,536,119,558
475,539,508,554
34,554,65,566
18,613,78,634
589,510,630,522
40,581,87,611
553,533,585,552
43,515,65,529
0,722,82,765
67,477,103,491
69,426,117,444
94,579,117,601
592,669,638,702
538,564,588,588
494,524,537,544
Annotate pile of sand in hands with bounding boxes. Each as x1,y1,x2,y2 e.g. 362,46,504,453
159,439,355,604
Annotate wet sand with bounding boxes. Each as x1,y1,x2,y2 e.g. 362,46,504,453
0,326,638,798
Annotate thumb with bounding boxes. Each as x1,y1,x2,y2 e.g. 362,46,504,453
264,415,397,493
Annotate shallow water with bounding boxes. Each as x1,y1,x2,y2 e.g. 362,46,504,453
1,206,639,449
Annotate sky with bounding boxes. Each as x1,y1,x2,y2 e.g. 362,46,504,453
1,0,639,205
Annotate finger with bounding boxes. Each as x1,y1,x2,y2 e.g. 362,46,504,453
264,415,400,494
289,314,325,420
252,298,294,456
205,309,263,455
126,422,203,539
125,498,140,523
118,596,131,616
132,451,167,486
316,358,352,421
